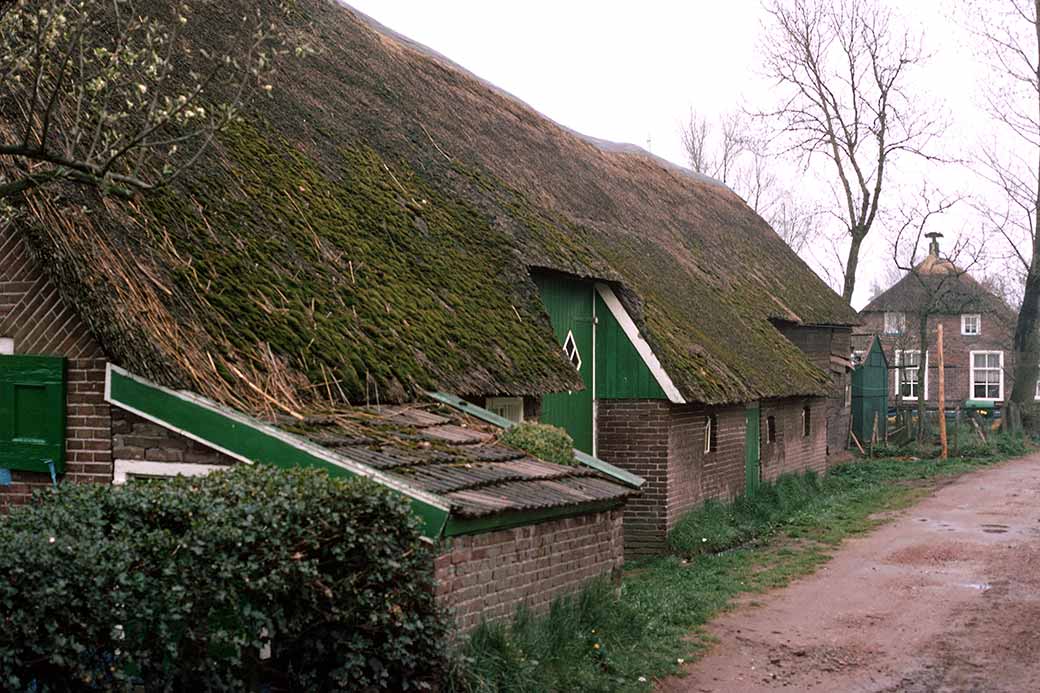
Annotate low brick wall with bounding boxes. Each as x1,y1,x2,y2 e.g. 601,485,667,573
435,509,625,633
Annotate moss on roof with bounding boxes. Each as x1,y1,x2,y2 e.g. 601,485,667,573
14,0,857,412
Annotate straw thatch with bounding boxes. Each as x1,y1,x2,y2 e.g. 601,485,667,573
9,0,856,418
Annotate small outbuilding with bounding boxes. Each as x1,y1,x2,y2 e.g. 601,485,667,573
851,335,890,446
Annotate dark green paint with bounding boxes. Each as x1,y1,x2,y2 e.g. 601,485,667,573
535,274,595,453
108,369,449,538
0,355,66,474
594,291,667,400
744,403,761,494
852,336,889,444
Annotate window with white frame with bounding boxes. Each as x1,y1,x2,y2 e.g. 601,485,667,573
704,413,718,453
896,350,926,400
970,351,1003,400
961,314,981,336
1035,374,1040,400
883,312,906,335
485,397,524,424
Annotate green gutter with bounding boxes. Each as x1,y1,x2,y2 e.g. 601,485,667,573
426,391,644,489
105,366,450,538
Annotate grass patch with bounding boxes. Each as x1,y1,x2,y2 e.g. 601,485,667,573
447,435,1030,693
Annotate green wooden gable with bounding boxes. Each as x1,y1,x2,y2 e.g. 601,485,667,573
0,355,66,474
594,291,666,400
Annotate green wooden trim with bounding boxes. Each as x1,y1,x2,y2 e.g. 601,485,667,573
442,499,625,537
424,391,518,429
106,366,451,538
572,449,644,488
428,391,644,489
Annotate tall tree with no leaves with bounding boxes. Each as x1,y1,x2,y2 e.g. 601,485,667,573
0,0,297,222
971,0,1040,430
758,0,941,303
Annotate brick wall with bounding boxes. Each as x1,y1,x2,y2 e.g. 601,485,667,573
0,228,111,508
111,408,237,466
434,509,624,633
759,397,829,483
597,400,671,555
859,312,1015,406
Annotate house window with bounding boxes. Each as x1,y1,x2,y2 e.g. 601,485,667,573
896,350,926,400
801,406,811,437
485,397,524,424
851,350,865,366
704,413,718,453
970,351,1003,400
766,415,777,444
961,314,981,336
113,460,228,485
0,338,13,355
883,312,906,335
1035,375,1040,401
562,330,582,371
844,374,852,408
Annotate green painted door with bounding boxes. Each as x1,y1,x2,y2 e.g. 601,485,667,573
535,274,594,454
745,403,761,494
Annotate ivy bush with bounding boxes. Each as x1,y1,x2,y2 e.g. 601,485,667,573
0,466,448,692
501,422,576,466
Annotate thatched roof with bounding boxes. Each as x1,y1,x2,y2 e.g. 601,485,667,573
862,253,1013,318
11,0,856,416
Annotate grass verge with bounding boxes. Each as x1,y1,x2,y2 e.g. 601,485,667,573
447,435,1030,693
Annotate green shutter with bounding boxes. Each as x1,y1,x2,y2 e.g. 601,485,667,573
0,355,66,474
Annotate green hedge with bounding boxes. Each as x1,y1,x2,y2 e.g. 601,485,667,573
0,466,448,691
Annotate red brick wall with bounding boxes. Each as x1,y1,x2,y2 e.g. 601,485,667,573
759,397,829,483
0,229,111,508
858,312,1015,406
111,408,237,466
599,397,831,557
597,400,671,555
434,509,624,633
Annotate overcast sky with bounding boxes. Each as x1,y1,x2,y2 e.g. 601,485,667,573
346,1,1010,309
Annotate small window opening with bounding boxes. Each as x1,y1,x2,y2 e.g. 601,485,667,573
766,415,777,444
704,412,718,453
802,406,811,437
562,330,582,371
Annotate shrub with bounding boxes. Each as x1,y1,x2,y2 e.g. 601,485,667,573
0,466,448,692
501,422,575,466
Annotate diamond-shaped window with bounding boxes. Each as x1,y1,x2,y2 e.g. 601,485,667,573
563,330,582,371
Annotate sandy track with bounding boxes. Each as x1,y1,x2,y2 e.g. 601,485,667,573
658,454,1040,693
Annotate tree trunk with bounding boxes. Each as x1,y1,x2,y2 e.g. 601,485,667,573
1007,254,1040,433
938,322,947,459
842,231,866,303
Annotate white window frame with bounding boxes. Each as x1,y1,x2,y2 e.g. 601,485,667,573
969,350,1004,401
113,460,229,485
895,350,928,401
961,314,981,336
704,413,716,453
1035,375,1040,401
485,396,524,424
883,312,906,335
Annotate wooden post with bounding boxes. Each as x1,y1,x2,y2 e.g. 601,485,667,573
937,323,948,460
954,407,961,457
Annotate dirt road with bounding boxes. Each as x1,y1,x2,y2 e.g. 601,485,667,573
660,454,1040,693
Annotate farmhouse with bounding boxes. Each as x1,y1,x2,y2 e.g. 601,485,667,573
0,0,857,621
857,235,1018,410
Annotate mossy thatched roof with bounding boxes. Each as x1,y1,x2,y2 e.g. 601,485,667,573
13,0,856,416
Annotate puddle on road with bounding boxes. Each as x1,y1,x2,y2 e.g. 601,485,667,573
962,582,991,591
981,524,1010,534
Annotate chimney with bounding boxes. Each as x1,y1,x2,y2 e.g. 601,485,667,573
925,231,943,258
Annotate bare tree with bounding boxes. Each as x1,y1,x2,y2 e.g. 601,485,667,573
0,0,298,220
680,111,823,254
970,0,1040,430
890,192,980,441
758,0,942,303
